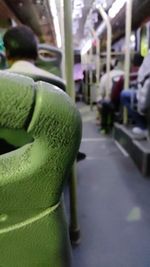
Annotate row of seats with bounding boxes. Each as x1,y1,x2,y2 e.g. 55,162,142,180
0,43,82,266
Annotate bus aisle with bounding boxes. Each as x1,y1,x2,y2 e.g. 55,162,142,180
73,104,150,267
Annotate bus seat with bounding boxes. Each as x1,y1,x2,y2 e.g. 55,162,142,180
36,44,62,77
9,71,66,92
0,51,7,70
111,75,124,110
0,71,82,267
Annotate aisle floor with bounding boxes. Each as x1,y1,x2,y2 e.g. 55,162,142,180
72,105,150,267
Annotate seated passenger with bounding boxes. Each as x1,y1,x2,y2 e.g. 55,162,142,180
111,75,124,112
3,25,63,84
120,53,150,139
97,60,124,133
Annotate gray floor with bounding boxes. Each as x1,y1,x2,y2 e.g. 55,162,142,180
72,105,150,267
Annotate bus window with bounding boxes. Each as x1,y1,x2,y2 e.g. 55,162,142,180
140,25,149,57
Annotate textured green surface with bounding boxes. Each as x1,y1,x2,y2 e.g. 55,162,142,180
0,71,82,267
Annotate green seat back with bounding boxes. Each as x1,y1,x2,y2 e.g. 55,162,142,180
36,43,62,77
0,71,82,267
11,71,66,92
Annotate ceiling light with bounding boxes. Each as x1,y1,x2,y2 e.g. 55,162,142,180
73,20,79,35
18,2,23,7
74,0,84,8
108,0,126,18
73,9,82,19
94,0,107,9
32,0,43,4
48,0,61,48
102,2,107,9
81,39,92,55
41,15,46,21
130,34,135,43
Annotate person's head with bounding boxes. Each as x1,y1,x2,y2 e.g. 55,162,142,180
102,63,113,74
3,25,38,64
132,53,144,67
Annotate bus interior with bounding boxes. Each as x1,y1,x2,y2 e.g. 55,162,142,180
1,0,150,266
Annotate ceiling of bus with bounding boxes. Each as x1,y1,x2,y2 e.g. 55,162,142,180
110,0,150,45
71,0,98,48
0,0,56,45
76,0,150,50
71,0,114,48
0,0,150,51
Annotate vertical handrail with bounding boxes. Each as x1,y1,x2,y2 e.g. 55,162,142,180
85,54,89,103
124,0,133,89
60,0,66,80
89,29,101,108
123,0,133,124
81,53,88,102
98,5,112,98
63,0,80,245
96,38,100,87
63,0,75,100
89,46,93,110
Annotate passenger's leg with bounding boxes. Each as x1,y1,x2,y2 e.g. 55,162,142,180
121,89,147,129
132,112,147,129
99,101,108,130
100,100,114,132
120,89,137,115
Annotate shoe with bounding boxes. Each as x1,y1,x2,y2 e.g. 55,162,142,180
100,127,111,135
132,127,148,140
100,128,107,135
77,151,86,162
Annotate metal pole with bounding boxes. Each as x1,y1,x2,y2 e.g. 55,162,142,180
63,0,80,245
90,29,100,86
85,54,89,103
124,0,133,89
98,5,112,98
96,38,100,87
60,0,66,80
69,163,80,245
90,29,101,105
89,46,93,110
81,53,87,102
63,0,75,100
123,0,133,124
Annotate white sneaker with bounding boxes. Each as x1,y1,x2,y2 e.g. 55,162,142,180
132,127,148,140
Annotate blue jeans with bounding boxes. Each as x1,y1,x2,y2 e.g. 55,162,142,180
120,89,147,129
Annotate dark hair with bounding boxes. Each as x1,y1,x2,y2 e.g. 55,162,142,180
102,63,107,73
114,58,119,67
102,63,114,74
132,53,144,67
3,25,38,60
